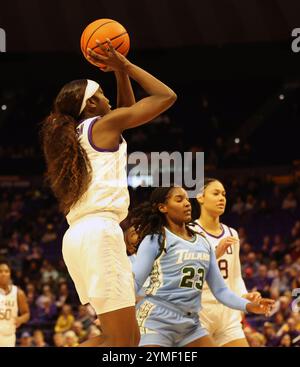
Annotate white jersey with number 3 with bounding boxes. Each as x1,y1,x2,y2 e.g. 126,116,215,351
0,285,18,346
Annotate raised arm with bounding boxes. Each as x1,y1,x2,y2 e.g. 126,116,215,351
95,41,136,108
114,70,135,108
87,39,177,133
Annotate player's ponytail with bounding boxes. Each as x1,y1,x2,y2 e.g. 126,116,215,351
40,80,92,215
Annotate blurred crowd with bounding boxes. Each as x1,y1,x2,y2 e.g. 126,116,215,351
237,220,300,347
0,175,299,347
0,145,37,160
0,114,263,173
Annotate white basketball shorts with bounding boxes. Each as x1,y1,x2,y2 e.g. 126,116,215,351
62,214,135,315
200,302,246,346
0,334,16,347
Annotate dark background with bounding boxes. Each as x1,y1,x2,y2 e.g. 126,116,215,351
1,1,300,176
1,0,299,51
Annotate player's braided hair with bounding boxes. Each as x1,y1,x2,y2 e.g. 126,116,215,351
40,80,92,215
130,186,196,255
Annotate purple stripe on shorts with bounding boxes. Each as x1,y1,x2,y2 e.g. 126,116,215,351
88,117,119,152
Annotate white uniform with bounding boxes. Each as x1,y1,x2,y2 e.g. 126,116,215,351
0,285,18,347
62,116,135,315
194,221,248,346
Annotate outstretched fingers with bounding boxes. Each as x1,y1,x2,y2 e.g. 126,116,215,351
260,298,275,316
259,298,275,306
87,48,108,62
106,38,117,55
95,39,110,55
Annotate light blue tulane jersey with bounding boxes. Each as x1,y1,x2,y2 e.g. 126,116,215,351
133,227,250,314
129,254,150,297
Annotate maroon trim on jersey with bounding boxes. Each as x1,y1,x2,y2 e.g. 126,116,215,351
196,222,225,239
87,117,120,152
226,225,233,236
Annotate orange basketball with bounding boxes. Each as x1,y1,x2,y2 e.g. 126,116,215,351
80,19,130,68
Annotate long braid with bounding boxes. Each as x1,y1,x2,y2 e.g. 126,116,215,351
40,80,93,215
129,187,175,254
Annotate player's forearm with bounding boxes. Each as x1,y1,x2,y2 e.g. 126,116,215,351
207,249,250,311
18,312,30,325
125,62,177,100
115,70,135,107
208,269,250,311
213,286,250,312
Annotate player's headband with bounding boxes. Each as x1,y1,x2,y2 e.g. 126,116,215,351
79,79,100,115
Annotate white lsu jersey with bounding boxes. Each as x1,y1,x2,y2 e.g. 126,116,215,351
194,220,247,304
0,285,18,337
66,116,130,225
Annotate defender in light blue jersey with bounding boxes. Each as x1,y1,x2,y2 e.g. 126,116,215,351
130,186,274,347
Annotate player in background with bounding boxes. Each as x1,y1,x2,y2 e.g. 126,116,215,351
130,186,274,347
192,178,261,346
40,39,176,347
0,259,30,347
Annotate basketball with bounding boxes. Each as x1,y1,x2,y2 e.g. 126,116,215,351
80,19,130,67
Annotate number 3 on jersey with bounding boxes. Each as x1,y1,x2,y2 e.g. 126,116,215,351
180,266,205,290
